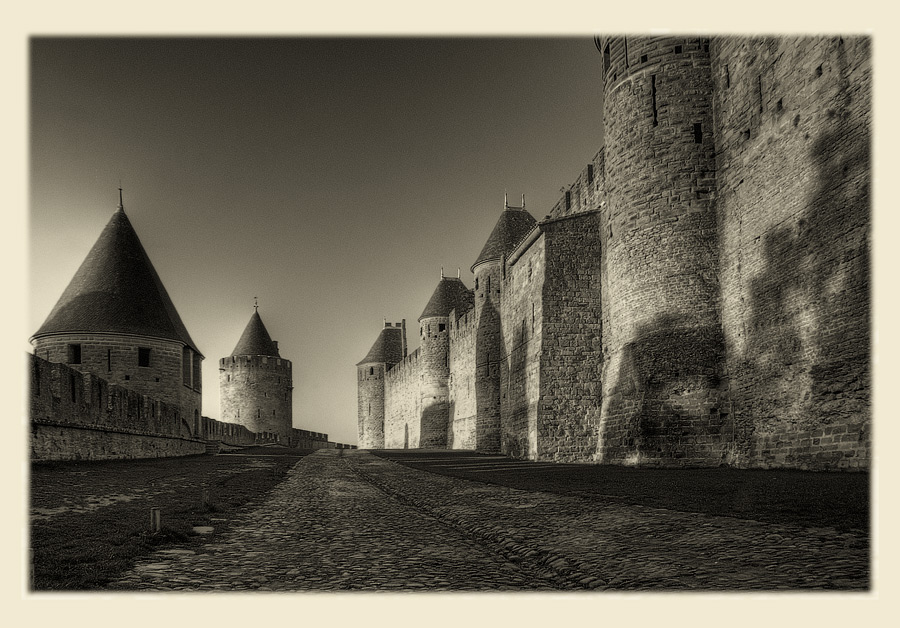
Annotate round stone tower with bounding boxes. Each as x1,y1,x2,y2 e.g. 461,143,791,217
598,36,727,465
219,307,292,440
417,272,473,448
30,190,204,436
356,321,406,449
470,199,536,453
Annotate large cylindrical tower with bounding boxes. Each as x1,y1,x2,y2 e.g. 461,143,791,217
356,322,406,449
30,192,203,435
219,308,292,440
471,201,536,453
417,274,473,448
598,36,729,465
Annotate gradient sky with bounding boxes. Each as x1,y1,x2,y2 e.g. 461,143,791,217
29,37,605,445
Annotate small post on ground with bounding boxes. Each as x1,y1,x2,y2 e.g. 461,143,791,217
150,507,161,533
201,487,210,509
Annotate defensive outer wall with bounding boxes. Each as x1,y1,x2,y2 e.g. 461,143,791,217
357,35,870,471
30,354,351,461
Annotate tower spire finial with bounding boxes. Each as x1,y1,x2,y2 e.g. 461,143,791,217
254,296,258,312
117,186,124,212
504,189,508,210
457,267,460,279
441,266,444,279
522,193,526,208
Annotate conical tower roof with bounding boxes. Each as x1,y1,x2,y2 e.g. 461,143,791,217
471,206,537,271
231,309,281,357
419,277,474,321
357,326,404,366
32,202,201,354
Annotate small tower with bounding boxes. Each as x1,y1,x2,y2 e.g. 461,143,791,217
356,321,406,449
470,198,536,452
219,305,293,441
30,189,204,435
417,274,474,448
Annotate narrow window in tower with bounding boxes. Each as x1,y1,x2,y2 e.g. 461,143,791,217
565,190,571,210
138,347,151,367
439,323,446,332
694,123,703,143
370,367,374,375
725,65,730,88
758,74,764,113
257,409,261,418
674,45,682,54
532,303,535,331
486,276,491,292
107,349,111,372
587,163,594,183
475,277,479,290
67,344,81,365
183,347,192,386
603,42,611,75
623,37,629,68
651,75,658,126
640,54,648,64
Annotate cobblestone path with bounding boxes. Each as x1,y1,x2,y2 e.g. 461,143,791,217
109,449,868,591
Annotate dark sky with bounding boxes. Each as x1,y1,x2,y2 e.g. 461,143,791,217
29,37,605,444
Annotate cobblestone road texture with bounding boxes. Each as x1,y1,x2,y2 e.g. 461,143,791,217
109,449,868,591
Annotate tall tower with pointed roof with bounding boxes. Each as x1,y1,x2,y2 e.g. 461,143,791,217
31,191,204,435
356,321,406,449
416,274,474,448
470,199,537,452
219,307,293,440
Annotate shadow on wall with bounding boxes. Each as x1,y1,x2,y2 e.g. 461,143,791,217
475,298,501,453
419,400,449,449
501,318,529,459
740,40,870,459
600,314,729,465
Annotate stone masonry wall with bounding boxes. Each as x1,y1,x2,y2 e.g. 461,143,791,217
448,307,477,449
384,348,423,448
549,148,607,220
598,35,731,466
32,333,202,434
710,36,871,470
500,233,544,459
30,354,206,460
537,212,604,462
473,261,504,452
219,355,293,437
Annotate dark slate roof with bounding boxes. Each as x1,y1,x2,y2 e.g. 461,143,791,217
230,310,280,357
32,207,201,355
419,277,474,321
356,326,404,366
471,207,537,271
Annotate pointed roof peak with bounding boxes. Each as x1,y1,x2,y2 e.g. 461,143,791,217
419,276,474,321
471,205,537,271
231,308,280,357
357,324,404,366
117,187,125,213
32,206,201,354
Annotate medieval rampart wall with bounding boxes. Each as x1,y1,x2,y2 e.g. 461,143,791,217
384,348,423,448
710,36,871,470
536,212,605,461
500,231,545,459
30,354,205,461
448,307,477,449
32,333,202,433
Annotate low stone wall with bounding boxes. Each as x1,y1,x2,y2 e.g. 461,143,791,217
32,421,206,461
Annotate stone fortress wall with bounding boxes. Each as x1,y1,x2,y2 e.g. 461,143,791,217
358,35,870,471
30,354,345,461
